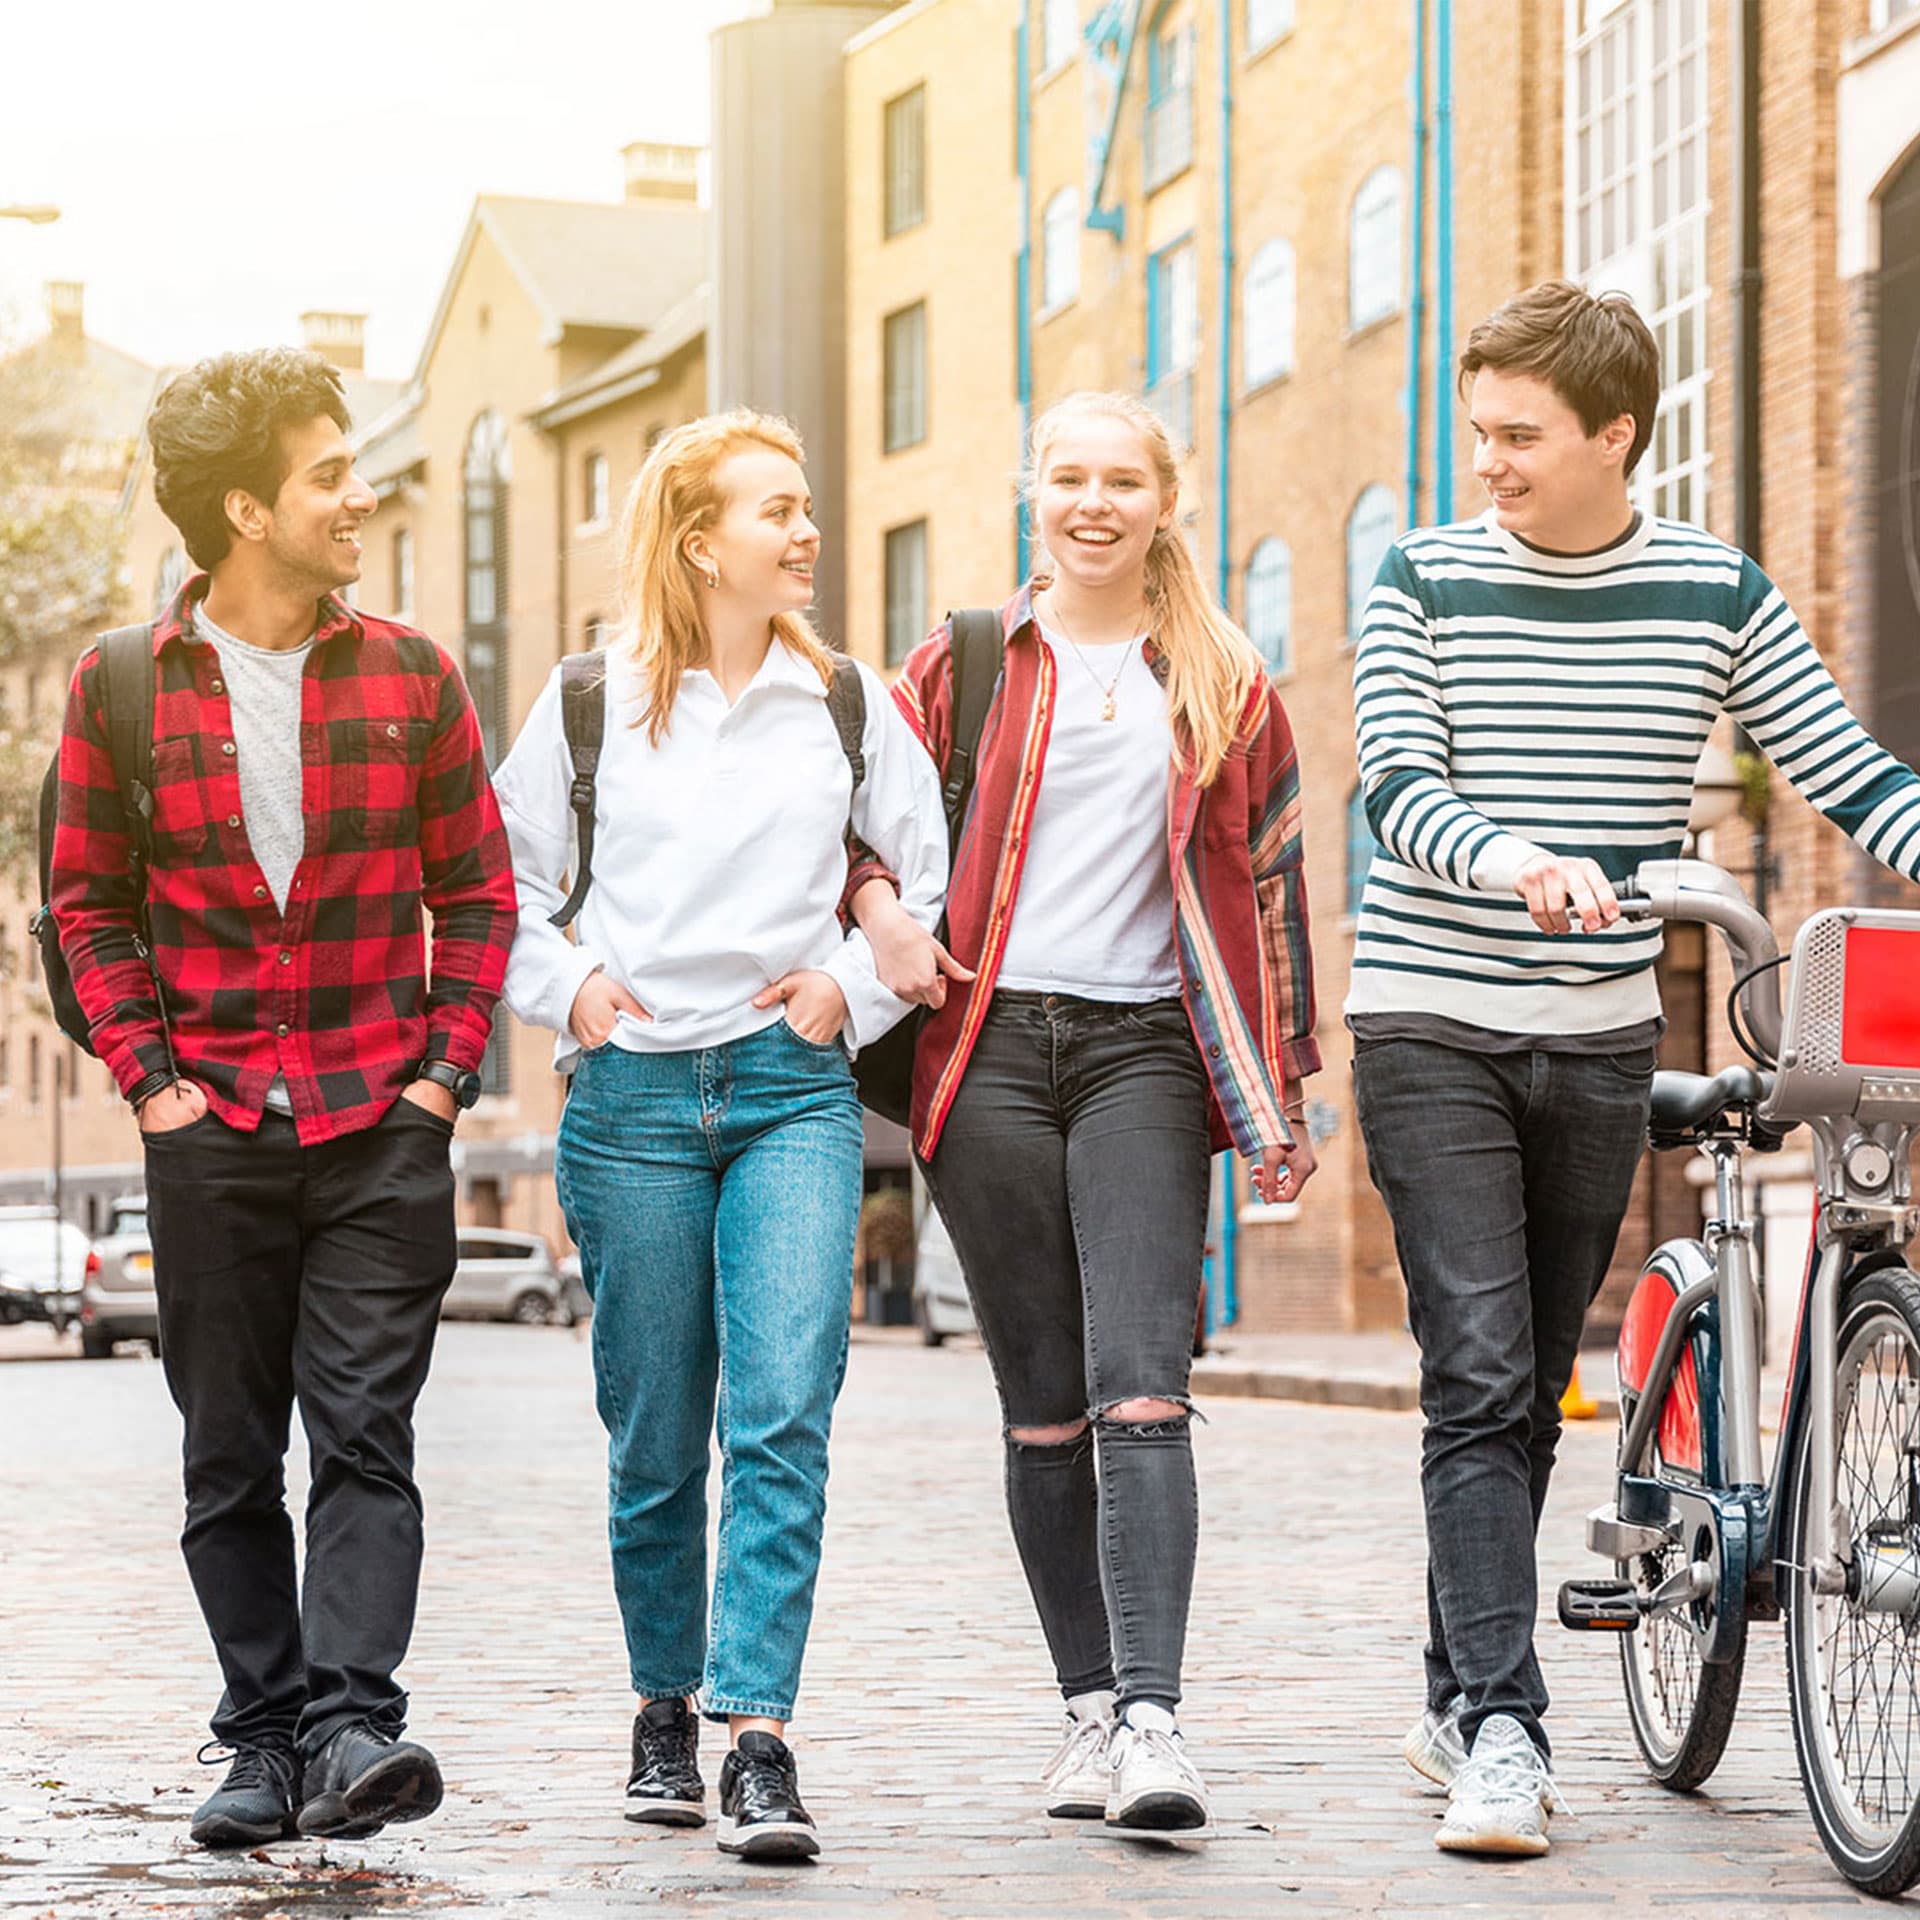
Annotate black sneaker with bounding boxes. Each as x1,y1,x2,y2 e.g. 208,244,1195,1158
296,1723,444,1839
716,1731,819,1860
189,1741,299,1848
626,1697,705,1826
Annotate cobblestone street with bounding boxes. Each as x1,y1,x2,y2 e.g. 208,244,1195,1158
0,1322,1896,1917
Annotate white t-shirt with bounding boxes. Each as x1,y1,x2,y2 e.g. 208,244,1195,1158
995,625,1181,1001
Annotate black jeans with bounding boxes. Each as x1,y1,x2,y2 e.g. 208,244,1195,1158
923,992,1212,1712
1353,1037,1653,1755
143,1100,457,1757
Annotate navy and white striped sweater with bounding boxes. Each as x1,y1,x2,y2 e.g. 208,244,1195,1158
1347,509,1920,1034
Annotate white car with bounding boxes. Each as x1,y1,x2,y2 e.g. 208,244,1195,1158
443,1228,578,1326
911,1205,976,1347
0,1206,92,1335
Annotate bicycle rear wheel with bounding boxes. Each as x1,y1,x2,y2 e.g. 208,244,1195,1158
1618,1445,1746,1790
1785,1271,1920,1897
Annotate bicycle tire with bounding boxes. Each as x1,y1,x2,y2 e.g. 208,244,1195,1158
1617,1439,1747,1791
1784,1270,1920,1897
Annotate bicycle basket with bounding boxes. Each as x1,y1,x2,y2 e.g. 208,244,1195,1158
1766,908,1920,1124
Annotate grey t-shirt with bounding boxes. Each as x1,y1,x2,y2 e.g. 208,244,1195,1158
194,606,313,1113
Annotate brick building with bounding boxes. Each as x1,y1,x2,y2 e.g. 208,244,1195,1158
842,0,1920,1339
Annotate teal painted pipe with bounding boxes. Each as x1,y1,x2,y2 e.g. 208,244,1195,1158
1404,0,1427,529
1215,0,1234,605
1016,0,1035,583
1434,0,1454,522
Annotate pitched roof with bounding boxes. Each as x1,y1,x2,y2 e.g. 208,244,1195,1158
6,333,159,451
527,284,708,431
410,194,709,388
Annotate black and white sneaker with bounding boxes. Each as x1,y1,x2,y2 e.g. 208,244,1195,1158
626,1697,705,1826
715,1731,819,1860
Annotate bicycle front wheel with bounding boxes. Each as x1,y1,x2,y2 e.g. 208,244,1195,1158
1618,1443,1746,1790
1785,1271,1920,1897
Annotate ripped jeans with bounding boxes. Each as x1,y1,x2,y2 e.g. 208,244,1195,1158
921,991,1213,1712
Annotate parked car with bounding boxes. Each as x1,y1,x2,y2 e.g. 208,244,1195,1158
911,1205,976,1347
444,1229,577,1326
555,1252,592,1325
80,1193,156,1359
0,1205,92,1335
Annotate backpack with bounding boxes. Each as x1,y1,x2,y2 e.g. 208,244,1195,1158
31,625,160,1055
546,612,1006,1126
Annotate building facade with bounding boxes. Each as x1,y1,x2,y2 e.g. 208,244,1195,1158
843,0,1920,1338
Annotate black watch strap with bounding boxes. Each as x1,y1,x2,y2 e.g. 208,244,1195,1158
416,1060,482,1109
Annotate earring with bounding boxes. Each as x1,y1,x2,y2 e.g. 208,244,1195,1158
703,566,719,591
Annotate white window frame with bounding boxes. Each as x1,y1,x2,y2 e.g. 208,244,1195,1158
884,85,927,237
1042,0,1078,73
885,519,929,667
883,302,928,453
393,527,415,622
582,450,609,527
1346,485,1398,645
1244,537,1293,675
1041,186,1081,313
1243,236,1296,388
1246,0,1295,54
1565,0,1712,526
1348,165,1405,330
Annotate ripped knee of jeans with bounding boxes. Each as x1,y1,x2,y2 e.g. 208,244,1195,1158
1092,1394,1200,1440
1005,1417,1092,1450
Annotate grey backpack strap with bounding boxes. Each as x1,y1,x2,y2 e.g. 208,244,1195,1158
826,654,868,795
548,649,608,930
98,624,158,856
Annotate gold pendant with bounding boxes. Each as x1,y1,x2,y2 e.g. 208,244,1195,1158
1101,696,1116,722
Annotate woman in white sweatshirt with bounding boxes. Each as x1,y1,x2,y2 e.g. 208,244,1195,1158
492,411,945,1863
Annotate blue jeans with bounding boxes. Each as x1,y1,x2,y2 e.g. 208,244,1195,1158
1353,1036,1653,1755
554,1020,865,1721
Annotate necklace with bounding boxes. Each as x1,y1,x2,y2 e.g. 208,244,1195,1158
1044,592,1141,722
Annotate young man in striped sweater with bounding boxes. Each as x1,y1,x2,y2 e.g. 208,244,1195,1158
1350,280,1920,1856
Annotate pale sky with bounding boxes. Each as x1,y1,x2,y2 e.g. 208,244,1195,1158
0,0,747,378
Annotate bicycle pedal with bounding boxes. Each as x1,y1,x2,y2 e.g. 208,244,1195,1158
1557,1578,1641,1631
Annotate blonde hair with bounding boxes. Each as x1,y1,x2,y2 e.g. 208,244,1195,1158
615,409,836,741
1025,391,1262,786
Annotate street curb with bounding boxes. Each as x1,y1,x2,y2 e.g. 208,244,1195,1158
1191,1356,1622,1422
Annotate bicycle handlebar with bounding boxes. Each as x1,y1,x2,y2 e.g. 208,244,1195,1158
1616,858,1783,1062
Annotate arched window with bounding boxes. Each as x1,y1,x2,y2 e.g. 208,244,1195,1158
1244,538,1292,675
1347,783,1378,916
1042,187,1080,312
1247,0,1294,52
1346,484,1398,643
1348,165,1404,330
1243,237,1295,388
462,410,511,766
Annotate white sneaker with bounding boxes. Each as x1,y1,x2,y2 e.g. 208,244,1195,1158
1403,1695,1468,1792
1041,1710,1114,1818
1104,1705,1210,1836
1434,1713,1558,1857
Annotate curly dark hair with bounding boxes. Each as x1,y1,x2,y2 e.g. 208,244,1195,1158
148,348,351,569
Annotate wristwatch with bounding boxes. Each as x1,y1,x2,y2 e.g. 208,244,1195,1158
415,1060,483,1110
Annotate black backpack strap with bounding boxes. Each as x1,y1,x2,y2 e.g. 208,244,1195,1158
826,655,868,794
940,609,1005,844
96,625,156,857
548,649,608,930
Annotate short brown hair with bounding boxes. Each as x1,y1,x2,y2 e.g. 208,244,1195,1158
148,348,350,570
1457,280,1661,476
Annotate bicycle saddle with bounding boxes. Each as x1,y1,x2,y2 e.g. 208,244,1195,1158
1648,1065,1775,1139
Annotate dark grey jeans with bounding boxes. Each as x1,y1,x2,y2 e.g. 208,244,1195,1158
1353,1037,1653,1755
922,991,1213,1712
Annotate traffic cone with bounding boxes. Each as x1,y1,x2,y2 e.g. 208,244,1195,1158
1561,1360,1599,1420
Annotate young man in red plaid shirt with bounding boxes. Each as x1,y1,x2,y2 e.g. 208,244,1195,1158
49,348,517,1849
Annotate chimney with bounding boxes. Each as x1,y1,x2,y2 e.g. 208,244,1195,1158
300,310,366,373
45,281,84,348
622,142,701,205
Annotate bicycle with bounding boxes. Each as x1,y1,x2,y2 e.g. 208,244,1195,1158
1557,857,1920,1897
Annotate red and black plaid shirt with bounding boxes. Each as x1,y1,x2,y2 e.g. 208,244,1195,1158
50,577,517,1144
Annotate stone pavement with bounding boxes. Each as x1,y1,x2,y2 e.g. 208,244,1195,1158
0,1322,1897,1918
